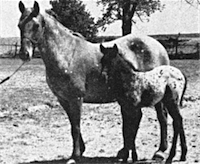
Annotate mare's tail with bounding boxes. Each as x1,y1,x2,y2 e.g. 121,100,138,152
180,73,187,107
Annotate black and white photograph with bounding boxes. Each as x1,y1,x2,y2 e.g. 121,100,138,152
0,0,199,163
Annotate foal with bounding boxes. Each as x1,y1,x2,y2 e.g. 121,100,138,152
100,44,187,163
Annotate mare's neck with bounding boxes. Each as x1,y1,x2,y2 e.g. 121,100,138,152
37,13,76,71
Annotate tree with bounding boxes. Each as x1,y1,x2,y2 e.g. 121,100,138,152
183,0,200,8
97,0,164,36
184,0,200,5
49,0,98,40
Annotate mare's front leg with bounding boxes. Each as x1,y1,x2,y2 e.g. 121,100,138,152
58,97,85,161
117,101,142,162
153,102,168,161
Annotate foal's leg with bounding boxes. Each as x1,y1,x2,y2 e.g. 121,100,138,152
179,122,187,161
164,102,187,163
153,102,168,160
131,108,142,162
58,97,85,160
117,101,142,162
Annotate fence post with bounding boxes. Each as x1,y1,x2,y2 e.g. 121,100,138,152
196,43,199,58
14,42,18,58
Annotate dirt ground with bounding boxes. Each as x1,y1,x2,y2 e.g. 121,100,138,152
0,59,200,164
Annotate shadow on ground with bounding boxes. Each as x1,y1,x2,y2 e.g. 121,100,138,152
19,156,163,164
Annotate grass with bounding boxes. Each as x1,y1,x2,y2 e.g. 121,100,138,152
0,59,55,113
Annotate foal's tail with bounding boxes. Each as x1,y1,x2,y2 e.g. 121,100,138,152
180,73,187,107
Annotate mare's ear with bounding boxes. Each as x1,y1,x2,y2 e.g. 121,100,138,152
100,44,106,54
19,1,25,13
32,1,40,17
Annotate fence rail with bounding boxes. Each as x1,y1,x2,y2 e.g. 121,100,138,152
0,38,199,59
165,43,199,59
0,42,20,58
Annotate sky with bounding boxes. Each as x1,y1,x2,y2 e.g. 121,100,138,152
0,0,199,37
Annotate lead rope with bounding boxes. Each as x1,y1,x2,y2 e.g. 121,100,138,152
0,61,26,85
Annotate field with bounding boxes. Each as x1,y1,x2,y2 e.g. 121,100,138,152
0,59,200,164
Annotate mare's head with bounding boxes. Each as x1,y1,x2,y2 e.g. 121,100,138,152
18,1,44,61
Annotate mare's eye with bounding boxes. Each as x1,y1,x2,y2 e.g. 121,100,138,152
33,24,39,30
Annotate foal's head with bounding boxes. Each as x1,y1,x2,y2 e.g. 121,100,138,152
100,44,137,74
18,1,44,61
100,44,119,72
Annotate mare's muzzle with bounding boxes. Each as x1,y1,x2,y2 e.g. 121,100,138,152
19,38,34,61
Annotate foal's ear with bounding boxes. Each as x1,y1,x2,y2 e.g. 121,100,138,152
19,1,25,13
100,44,106,54
32,1,40,17
113,44,118,53
111,44,118,58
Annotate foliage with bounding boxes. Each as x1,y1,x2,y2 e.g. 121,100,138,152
49,0,98,40
97,0,164,35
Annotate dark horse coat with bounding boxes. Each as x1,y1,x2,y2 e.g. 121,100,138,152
100,44,187,162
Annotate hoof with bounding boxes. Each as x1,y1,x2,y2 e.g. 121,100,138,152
132,150,138,162
66,159,76,164
180,156,186,161
117,148,129,162
152,150,165,161
165,159,172,164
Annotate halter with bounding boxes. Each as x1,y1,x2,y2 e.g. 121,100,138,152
22,28,44,47
19,11,45,47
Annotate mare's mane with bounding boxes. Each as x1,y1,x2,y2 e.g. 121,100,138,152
44,9,85,40
45,9,60,21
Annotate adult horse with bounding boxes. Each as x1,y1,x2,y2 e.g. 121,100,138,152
18,1,170,163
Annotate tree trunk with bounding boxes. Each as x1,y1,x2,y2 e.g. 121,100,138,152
122,1,137,36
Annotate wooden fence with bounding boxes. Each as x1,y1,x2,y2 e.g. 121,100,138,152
164,43,199,59
0,38,199,59
0,42,20,58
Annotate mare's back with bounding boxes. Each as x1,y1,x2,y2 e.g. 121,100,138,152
102,33,169,71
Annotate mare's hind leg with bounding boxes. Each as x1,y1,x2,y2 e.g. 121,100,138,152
58,98,85,160
153,102,168,160
164,101,187,163
117,101,142,162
